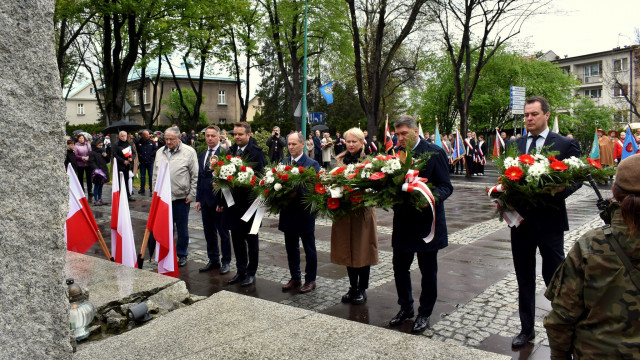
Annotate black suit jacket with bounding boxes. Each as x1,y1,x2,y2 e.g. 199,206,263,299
278,154,320,234
196,146,223,207
513,131,581,232
392,139,454,252
222,141,266,232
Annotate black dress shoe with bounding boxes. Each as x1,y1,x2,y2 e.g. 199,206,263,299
198,261,221,272
220,263,230,275
511,331,535,348
341,288,356,303
138,188,145,194
128,197,135,202
411,315,430,333
177,256,188,267
389,308,415,326
241,275,255,287
227,273,246,285
351,289,367,304
282,279,302,291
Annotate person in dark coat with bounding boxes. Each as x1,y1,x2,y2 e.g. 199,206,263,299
266,126,287,163
87,140,110,205
279,132,321,293
195,125,232,275
114,131,135,201
510,96,582,348
222,122,266,287
135,130,157,195
389,114,453,333
65,139,77,172
334,131,345,155
312,130,323,164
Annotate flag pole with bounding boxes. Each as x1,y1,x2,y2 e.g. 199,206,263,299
96,230,112,261
300,0,309,153
137,229,151,269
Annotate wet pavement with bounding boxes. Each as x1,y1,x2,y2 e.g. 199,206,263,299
84,163,611,359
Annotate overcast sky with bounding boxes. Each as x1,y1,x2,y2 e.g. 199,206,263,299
516,0,639,57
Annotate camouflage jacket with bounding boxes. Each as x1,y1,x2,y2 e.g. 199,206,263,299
544,203,640,360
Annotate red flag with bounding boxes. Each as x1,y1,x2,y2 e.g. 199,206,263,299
149,162,179,277
114,172,137,267
65,164,99,253
384,117,394,152
492,128,504,157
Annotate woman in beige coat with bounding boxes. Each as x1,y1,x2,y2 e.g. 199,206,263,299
330,127,379,305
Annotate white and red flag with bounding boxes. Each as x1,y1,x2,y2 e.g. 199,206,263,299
493,128,505,157
384,117,394,153
147,162,179,277
110,158,120,257
65,164,99,253
112,172,137,267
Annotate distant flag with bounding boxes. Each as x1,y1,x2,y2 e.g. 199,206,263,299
434,123,443,148
149,162,179,277
384,116,394,153
65,164,99,254
110,158,120,258
294,99,302,117
552,115,559,133
493,128,505,157
622,126,639,160
522,128,527,137
589,129,601,166
114,172,137,267
319,81,334,104
451,129,466,164
418,122,425,139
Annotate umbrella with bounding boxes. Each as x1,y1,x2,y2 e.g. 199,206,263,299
101,120,142,134
625,122,640,130
72,129,85,135
311,124,329,131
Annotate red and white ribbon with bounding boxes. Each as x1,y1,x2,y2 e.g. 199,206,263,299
401,170,436,244
241,196,266,235
487,184,524,228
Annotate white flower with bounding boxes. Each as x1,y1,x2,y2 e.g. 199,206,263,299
276,164,286,172
265,176,274,184
244,166,254,176
564,156,584,169
503,157,519,168
343,164,357,178
361,170,371,179
388,159,401,171
364,163,373,169
528,162,548,178
533,154,550,167
237,172,249,183
230,157,243,166
290,167,300,175
328,185,343,198
274,183,282,191
219,164,236,178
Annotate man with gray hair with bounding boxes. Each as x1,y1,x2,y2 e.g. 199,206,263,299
114,130,135,201
153,127,199,267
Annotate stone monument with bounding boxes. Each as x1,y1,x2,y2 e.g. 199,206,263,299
0,1,72,358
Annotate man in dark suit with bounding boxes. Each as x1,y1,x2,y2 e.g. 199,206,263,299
510,96,581,348
223,122,266,287
195,125,232,275
389,115,454,333
266,126,287,163
312,130,322,164
279,132,321,294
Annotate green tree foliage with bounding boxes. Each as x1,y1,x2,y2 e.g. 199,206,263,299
163,89,208,129
565,97,614,154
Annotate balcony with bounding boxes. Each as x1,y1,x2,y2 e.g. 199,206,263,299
578,75,602,85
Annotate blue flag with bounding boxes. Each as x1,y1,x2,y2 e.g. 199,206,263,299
522,128,527,137
434,124,443,149
622,126,638,160
589,130,600,165
452,130,466,164
319,81,334,104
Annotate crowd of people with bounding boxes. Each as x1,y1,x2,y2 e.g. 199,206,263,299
65,98,640,354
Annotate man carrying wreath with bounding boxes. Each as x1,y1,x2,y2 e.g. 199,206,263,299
389,115,453,333
279,132,321,293
510,96,581,348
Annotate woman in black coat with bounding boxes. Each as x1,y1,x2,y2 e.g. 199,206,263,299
88,141,110,205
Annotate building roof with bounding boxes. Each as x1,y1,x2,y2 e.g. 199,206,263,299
62,80,96,99
127,57,237,83
552,45,639,64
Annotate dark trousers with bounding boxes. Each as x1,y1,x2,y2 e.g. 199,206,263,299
314,152,322,164
118,166,131,197
202,202,231,264
172,200,190,257
346,266,370,290
511,227,565,333
139,162,153,191
76,166,93,194
393,249,438,317
231,230,259,277
284,232,317,283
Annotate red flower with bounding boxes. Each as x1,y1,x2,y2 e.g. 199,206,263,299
227,175,234,181
350,192,363,203
548,155,559,162
298,166,305,173
277,173,282,179
272,168,277,174
550,160,568,171
327,198,340,210
317,171,324,179
281,174,289,182
252,175,257,181
587,158,602,169
284,165,292,171
226,155,232,160
250,180,256,186
260,180,265,186
264,189,270,195
518,154,535,165
346,170,359,179
315,183,326,194
369,172,386,180
217,160,224,166
333,167,346,175
504,166,524,181
240,166,247,172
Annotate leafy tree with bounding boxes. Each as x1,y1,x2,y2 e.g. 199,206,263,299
163,88,208,129
565,97,614,154
54,0,95,90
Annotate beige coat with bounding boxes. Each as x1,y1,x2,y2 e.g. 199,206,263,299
329,148,378,267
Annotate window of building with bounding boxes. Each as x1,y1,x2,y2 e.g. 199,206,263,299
583,62,602,83
613,58,628,72
77,103,84,115
218,90,226,105
89,87,94,94
560,66,570,75
584,88,602,98
143,88,148,104
133,90,139,106
613,83,628,97
219,118,227,124
258,98,263,106
613,110,629,123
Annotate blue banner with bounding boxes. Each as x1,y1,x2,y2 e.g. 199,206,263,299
622,126,638,160
319,81,334,104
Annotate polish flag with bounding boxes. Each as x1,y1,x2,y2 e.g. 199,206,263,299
113,172,137,267
148,162,179,277
493,128,505,157
384,117,394,153
65,164,99,253
110,158,120,258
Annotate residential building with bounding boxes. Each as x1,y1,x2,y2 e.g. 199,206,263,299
246,95,263,122
63,80,101,125
551,45,639,126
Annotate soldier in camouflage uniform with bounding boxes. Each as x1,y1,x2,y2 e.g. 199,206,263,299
544,154,640,360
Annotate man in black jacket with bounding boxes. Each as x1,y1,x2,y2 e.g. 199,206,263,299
266,126,287,163
223,122,266,287
135,130,157,196
389,115,453,333
510,96,581,348
114,131,135,201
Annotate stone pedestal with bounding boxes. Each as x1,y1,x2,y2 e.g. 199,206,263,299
0,1,71,358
